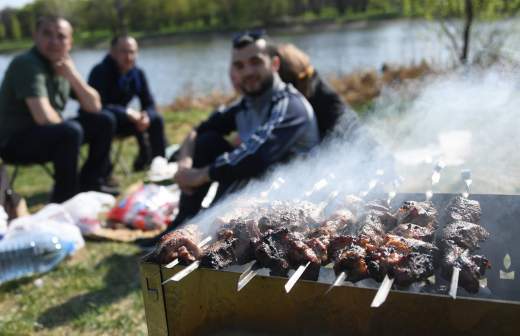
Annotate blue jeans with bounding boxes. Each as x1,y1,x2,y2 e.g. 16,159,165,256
0,112,114,203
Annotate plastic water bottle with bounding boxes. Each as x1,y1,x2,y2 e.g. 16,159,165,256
0,232,74,285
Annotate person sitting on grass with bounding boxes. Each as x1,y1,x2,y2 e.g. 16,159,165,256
0,16,117,203
143,31,320,245
87,35,166,172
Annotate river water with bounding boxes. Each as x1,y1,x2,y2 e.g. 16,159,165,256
0,19,518,113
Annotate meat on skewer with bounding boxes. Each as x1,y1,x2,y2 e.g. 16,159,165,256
391,223,436,242
152,224,202,265
445,196,481,224
396,201,438,227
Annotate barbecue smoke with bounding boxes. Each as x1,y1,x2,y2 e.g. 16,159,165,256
189,65,520,234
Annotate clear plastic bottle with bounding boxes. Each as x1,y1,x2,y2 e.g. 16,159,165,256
0,232,74,285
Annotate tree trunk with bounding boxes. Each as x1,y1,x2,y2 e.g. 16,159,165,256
460,0,473,64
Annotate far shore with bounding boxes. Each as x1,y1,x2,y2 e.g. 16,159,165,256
0,14,404,54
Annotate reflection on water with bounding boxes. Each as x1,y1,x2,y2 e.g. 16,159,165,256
0,19,518,113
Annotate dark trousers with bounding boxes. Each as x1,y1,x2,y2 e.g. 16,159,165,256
0,112,114,203
170,131,247,229
102,108,166,162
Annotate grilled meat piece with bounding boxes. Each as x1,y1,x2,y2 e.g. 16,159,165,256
256,200,321,234
441,221,489,251
367,235,438,284
396,201,437,227
355,210,388,245
445,196,481,224
391,223,436,242
216,218,260,264
329,235,378,281
152,225,202,265
440,242,491,293
392,252,436,286
200,238,237,269
253,227,319,276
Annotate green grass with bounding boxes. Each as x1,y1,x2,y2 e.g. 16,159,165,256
0,108,210,335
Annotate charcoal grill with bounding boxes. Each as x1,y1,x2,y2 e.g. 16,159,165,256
139,193,520,335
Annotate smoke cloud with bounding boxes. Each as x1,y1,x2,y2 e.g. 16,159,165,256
189,65,520,234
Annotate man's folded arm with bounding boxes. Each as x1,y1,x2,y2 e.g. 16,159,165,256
26,97,62,125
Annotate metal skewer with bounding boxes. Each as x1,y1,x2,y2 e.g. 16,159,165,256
324,271,347,295
237,261,260,292
449,267,461,299
426,161,445,201
164,235,212,269
448,169,472,298
162,261,201,284
284,261,311,293
370,275,395,308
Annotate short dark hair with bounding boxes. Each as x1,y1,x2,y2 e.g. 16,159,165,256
232,29,278,58
36,15,70,32
111,35,135,48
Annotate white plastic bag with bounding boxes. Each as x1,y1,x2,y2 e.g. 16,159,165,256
5,203,84,253
62,191,116,234
0,205,7,240
147,156,178,182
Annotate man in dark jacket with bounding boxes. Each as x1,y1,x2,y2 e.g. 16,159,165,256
170,32,320,228
87,35,166,171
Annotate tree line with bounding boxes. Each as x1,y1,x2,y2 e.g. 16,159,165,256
0,0,518,42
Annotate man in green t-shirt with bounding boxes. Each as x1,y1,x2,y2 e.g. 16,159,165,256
0,16,117,202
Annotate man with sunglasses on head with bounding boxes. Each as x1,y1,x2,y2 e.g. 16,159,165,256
0,16,116,203
168,31,320,229
87,35,166,172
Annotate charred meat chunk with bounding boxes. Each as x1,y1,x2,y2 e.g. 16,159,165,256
200,239,238,269
216,218,260,264
367,235,438,284
445,196,481,224
151,225,202,265
253,228,319,277
396,201,437,227
440,242,491,293
329,235,378,281
391,223,436,242
441,221,489,251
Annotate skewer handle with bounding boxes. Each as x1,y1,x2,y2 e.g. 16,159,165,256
370,275,394,308
284,261,311,293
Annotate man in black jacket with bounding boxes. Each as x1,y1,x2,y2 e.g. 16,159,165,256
170,32,320,228
87,35,166,171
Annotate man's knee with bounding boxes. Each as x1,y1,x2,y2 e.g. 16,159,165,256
61,121,84,147
149,113,164,130
95,110,117,135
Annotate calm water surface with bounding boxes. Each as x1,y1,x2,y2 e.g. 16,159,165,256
0,19,517,114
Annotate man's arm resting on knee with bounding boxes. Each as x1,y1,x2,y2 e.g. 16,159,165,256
26,97,62,125
56,57,101,113
177,129,198,170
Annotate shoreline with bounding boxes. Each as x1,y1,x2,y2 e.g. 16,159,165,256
0,14,404,54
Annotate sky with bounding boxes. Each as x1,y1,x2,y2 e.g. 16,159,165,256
0,0,32,10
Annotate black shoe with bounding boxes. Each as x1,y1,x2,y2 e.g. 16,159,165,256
133,155,151,172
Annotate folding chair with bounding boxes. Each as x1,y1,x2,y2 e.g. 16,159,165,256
111,136,131,178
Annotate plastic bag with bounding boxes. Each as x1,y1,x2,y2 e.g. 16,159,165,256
5,203,84,254
107,184,179,231
62,191,116,234
0,205,7,240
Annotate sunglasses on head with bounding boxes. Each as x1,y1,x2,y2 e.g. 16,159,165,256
232,29,266,47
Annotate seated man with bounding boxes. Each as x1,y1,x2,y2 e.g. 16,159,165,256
170,32,320,228
0,16,115,203
87,35,166,171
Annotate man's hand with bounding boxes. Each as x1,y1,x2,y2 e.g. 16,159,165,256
174,166,210,195
53,55,77,80
136,112,150,132
127,109,150,132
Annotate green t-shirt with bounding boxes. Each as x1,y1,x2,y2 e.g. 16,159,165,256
0,47,71,147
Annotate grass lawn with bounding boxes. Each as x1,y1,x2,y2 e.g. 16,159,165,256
0,108,210,335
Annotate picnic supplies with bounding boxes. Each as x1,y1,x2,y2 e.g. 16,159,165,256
0,231,73,285
62,191,116,234
5,204,84,253
107,184,179,231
